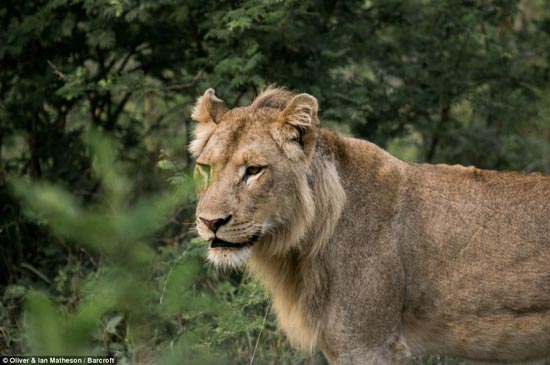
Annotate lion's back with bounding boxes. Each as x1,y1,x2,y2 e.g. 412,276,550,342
399,163,550,361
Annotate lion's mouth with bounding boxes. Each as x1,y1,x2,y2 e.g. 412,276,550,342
210,234,260,249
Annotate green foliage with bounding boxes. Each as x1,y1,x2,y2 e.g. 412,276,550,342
1,0,549,363
9,133,215,363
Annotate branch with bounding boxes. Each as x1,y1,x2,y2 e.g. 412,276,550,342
47,60,66,80
166,69,204,90
116,46,138,75
106,92,132,130
426,104,450,162
86,91,101,126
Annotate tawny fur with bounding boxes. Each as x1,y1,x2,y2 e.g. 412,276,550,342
190,87,550,364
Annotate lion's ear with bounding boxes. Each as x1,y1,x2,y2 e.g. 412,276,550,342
189,88,227,157
279,93,319,128
191,88,228,124
276,93,319,158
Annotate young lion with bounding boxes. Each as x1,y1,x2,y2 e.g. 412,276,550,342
190,87,550,364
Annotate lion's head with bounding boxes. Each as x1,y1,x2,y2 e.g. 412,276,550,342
190,87,344,269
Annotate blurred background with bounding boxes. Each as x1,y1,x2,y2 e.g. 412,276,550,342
0,0,549,364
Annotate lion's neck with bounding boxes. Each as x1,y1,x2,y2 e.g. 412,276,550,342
248,135,346,352
248,249,328,352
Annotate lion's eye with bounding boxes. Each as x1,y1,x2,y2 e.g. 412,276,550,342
245,165,264,176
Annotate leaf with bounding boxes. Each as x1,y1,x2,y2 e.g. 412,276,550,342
105,315,124,335
157,159,177,171
3,285,28,301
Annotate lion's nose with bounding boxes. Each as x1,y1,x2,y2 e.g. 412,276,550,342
200,215,232,233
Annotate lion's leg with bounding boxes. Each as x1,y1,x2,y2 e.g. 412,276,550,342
321,313,412,365
321,236,410,365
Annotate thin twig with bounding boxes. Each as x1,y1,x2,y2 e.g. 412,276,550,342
47,60,66,80
166,69,204,90
159,250,188,305
250,304,271,365
20,262,53,285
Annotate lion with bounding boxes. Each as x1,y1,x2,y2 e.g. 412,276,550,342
189,87,550,364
